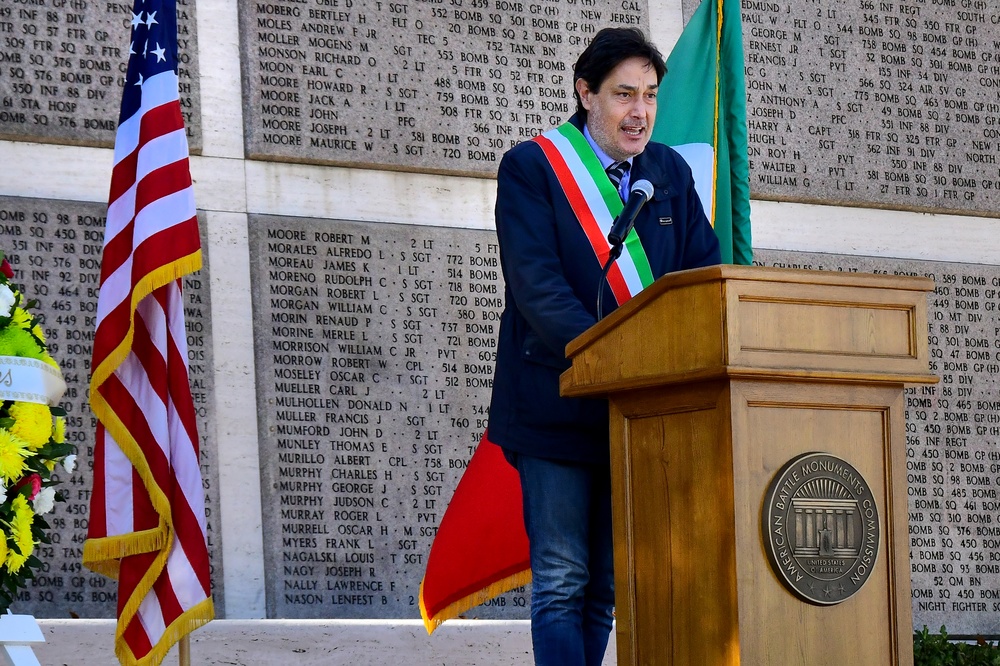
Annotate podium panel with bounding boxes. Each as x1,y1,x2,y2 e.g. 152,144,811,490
609,382,738,664
564,266,935,666
730,380,909,664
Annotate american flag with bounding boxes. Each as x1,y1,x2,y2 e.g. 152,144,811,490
82,0,213,663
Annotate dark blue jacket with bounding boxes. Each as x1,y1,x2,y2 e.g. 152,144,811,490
488,114,722,465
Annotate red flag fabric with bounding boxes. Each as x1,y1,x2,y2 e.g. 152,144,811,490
419,433,530,632
83,0,213,663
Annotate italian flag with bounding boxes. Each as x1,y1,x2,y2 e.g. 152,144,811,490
654,0,753,265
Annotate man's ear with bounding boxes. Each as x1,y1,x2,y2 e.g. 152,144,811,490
575,78,593,111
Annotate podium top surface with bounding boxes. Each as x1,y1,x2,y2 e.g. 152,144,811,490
562,265,938,397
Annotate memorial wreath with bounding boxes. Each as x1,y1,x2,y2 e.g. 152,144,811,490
0,251,74,613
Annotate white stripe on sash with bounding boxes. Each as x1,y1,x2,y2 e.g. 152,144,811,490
542,128,646,298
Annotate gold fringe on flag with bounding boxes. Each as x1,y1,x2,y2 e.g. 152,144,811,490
116,597,215,666
419,568,533,635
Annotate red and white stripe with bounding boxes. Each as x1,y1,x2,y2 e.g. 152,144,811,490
85,66,213,665
92,71,199,375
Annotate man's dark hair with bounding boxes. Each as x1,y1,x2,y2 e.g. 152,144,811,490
572,28,667,120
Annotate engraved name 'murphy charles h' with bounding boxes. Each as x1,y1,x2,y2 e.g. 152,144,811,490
250,217,530,619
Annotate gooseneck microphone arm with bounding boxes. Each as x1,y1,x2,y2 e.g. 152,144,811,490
596,247,622,322
596,179,654,321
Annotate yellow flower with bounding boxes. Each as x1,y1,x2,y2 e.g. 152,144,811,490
9,307,30,330
8,402,51,449
31,323,45,343
0,327,42,361
53,416,66,444
6,495,35,573
0,429,29,482
0,533,7,570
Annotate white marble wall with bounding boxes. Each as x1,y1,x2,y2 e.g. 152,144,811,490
0,0,996,621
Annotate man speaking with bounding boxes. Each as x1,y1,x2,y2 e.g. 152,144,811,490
488,27,722,666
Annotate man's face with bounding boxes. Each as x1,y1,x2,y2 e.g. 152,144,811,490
576,56,658,161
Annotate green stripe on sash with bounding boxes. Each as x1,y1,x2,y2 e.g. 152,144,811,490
556,124,624,218
554,124,656,291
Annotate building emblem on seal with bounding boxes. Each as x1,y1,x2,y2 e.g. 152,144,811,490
761,452,880,605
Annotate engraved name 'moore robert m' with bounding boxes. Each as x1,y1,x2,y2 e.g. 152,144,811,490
762,452,881,606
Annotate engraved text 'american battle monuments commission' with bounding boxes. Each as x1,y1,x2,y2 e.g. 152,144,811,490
762,452,880,605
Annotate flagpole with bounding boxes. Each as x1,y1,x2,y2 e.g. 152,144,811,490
179,635,191,666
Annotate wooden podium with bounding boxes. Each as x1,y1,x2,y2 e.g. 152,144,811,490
561,265,937,665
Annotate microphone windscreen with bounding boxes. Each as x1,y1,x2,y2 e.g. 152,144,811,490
630,179,654,199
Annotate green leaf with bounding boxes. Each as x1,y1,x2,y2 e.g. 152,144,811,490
915,627,1000,666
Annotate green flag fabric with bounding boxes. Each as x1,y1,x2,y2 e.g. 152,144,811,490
652,0,753,265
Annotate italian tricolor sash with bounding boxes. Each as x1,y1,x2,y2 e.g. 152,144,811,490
533,123,654,305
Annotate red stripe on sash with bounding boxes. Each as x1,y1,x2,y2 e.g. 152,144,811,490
534,135,631,306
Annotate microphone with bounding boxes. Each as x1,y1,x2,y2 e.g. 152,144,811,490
607,179,654,247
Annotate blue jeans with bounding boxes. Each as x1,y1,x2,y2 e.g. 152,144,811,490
506,451,615,666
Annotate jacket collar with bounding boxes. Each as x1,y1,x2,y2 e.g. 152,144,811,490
632,148,673,198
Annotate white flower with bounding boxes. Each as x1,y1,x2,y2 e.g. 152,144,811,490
33,486,56,514
0,483,6,504
63,454,77,474
0,284,14,318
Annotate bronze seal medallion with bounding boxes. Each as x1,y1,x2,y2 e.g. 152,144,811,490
761,452,880,605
